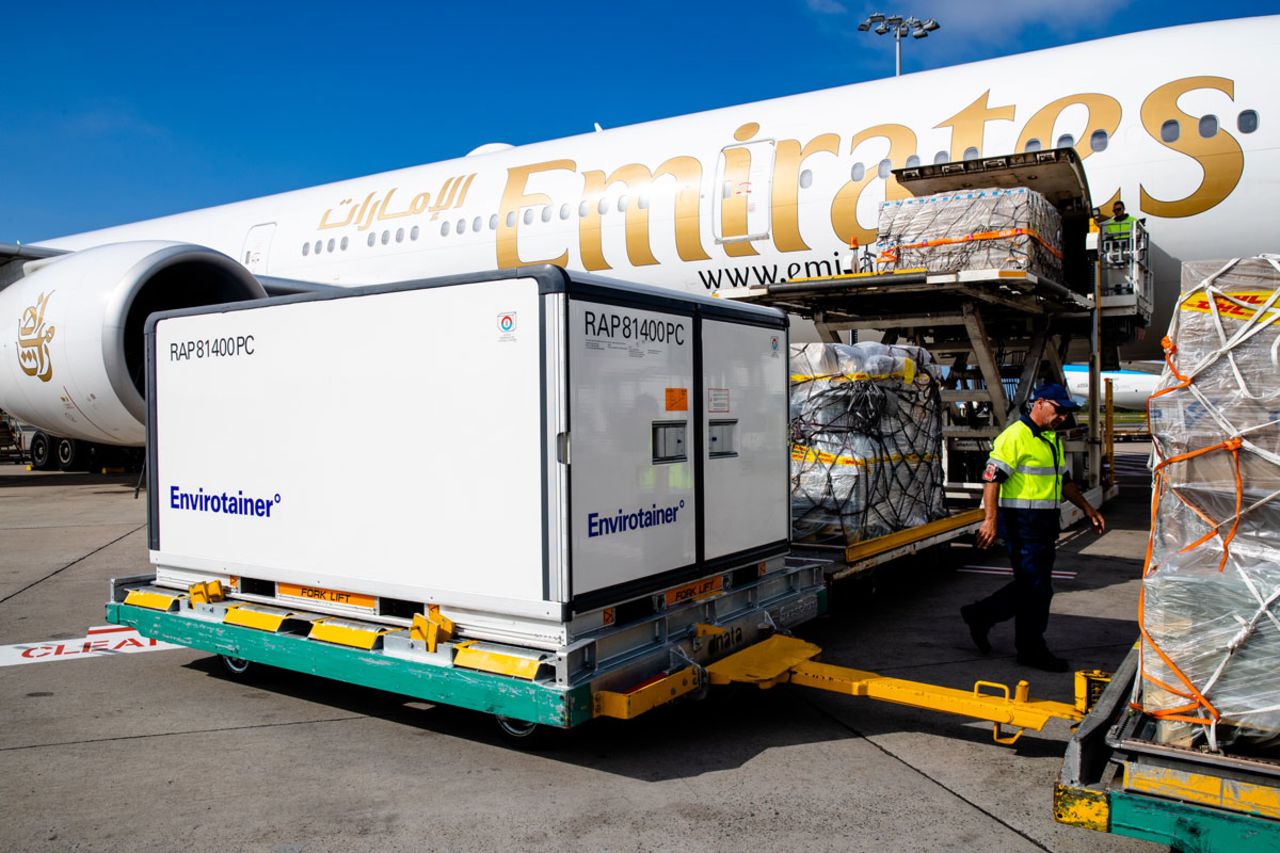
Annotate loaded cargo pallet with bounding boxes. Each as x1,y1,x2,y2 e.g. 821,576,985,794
1056,646,1280,850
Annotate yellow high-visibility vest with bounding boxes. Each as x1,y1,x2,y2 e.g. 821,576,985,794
1102,215,1137,238
986,418,1064,510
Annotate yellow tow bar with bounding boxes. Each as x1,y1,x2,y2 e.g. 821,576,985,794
703,635,1093,744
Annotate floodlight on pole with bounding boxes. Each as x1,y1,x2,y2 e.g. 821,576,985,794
858,13,941,76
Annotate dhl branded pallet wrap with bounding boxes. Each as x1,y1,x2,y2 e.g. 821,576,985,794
1142,256,1280,750
876,187,1063,282
790,343,947,543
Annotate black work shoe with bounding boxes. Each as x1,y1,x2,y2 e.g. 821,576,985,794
1016,650,1069,672
960,604,992,654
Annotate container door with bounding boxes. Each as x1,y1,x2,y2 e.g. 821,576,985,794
568,301,696,602
702,320,789,560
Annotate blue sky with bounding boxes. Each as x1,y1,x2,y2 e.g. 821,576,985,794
1,1,1275,242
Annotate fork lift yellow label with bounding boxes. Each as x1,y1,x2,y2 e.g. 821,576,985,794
278,582,376,610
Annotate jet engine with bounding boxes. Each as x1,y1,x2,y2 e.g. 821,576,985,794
0,241,265,463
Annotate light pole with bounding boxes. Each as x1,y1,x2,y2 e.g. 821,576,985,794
858,13,940,76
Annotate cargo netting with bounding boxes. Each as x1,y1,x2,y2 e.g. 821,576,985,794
790,342,947,543
876,187,1063,282
1141,256,1280,750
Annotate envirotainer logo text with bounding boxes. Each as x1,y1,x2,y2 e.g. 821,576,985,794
169,486,281,518
587,500,685,538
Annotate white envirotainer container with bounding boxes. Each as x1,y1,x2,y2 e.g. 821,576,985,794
145,267,791,650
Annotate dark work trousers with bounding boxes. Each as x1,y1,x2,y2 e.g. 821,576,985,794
970,507,1060,654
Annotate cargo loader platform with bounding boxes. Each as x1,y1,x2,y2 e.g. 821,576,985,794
109,573,1103,746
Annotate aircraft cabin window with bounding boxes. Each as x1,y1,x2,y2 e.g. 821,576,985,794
489,214,499,230
506,211,517,228
963,147,979,161
1199,115,1218,138
1024,138,1042,153
1239,110,1259,133
850,162,865,182
395,228,404,243
327,238,335,253
472,216,482,232
618,196,629,212
1056,134,1074,149
799,169,813,189
542,205,554,222
905,155,920,169
877,159,892,179
302,242,310,256
638,194,649,210
314,240,323,254
441,221,451,237
523,209,534,226
598,198,610,215
456,218,465,234
1090,130,1108,152
367,233,376,247
340,236,349,251
933,150,948,164
409,227,418,242
381,230,390,245
579,201,589,218
1161,119,1180,143
560,203,571,219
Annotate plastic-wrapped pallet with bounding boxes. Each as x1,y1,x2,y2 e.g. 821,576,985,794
877,187,1063,282
790,342,947,543
1142,256,1280,750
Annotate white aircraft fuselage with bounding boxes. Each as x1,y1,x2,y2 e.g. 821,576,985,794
3,16,1277,446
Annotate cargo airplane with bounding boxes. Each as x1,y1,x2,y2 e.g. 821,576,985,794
1,15,1276,466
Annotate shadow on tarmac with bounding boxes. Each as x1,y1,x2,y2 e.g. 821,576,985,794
0,471,138,489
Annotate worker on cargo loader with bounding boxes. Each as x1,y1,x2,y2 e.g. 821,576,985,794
960,384,1106,672
1100,200,1138,238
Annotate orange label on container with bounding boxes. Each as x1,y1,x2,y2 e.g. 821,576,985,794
665,387,689,411
277,582,376,610
665,576,723,606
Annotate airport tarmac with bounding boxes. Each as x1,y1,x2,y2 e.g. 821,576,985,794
0,449,1158,852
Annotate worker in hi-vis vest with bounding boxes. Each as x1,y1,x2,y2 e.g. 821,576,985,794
1101,200,1138,238
961,384,1106,672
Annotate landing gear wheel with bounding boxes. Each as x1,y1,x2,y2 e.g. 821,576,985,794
219,655,253,677
29,432,53,470
56,437,85,471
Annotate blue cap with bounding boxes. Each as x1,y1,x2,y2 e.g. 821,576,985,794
1032,383,1081,411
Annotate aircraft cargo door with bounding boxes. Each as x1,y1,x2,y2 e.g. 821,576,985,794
713,138,774,244
702,319,789,560
240,222,276,274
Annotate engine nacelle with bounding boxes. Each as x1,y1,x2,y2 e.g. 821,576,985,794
0,241,264,445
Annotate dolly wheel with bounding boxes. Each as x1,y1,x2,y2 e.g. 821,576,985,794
495,715,540,739
493,715,562,749
220,655,253,677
